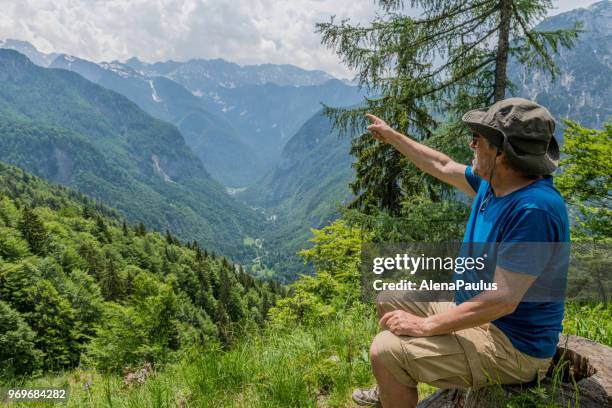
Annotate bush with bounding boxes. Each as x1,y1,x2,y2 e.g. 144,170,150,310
0,300,42,378
86,281,181,372
0,226,30,261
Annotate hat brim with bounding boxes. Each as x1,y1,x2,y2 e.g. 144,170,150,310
462,109,504,149
504,135,559,176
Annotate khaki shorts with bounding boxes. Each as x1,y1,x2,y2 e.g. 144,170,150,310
373,294,552,390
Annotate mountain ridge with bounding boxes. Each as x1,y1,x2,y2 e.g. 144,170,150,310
0,48,260,260
48,52,265,187
0,40,364,187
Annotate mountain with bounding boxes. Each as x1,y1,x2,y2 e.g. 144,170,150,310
0,41,365,186
201,79,363,166
0,39,57,67
244,111,354,281
125,57,338,88
128,58,365,177
248,111,352,209
0,49,261,260
48,54,263,187
508,0,612,131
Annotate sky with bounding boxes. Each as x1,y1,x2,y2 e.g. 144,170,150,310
0,0,601,78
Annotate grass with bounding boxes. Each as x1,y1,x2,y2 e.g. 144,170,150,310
4,302,609,407
563,301,612,346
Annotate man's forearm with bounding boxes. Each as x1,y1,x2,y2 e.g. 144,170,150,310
387,129,454,179
366,114,473,195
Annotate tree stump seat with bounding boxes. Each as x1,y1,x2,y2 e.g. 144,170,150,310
417,335,612,408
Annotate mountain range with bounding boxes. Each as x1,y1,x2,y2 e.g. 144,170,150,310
0,49,259,260
0,41,364,187
127,58,363,179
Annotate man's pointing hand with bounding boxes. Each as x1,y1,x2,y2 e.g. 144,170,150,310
366,113,396,144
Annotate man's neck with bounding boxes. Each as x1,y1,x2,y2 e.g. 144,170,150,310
490,170,540,197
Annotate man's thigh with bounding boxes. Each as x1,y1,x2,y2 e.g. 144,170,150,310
376,290,454,318
372,323,552,390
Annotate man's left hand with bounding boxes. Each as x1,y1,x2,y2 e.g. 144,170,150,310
379,310,431,337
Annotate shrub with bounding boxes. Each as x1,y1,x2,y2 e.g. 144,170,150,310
0,300,42,378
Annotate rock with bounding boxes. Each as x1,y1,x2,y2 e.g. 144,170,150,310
122,363,154,388
417,335,612,408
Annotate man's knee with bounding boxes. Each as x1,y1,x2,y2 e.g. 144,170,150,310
370,331,419,387
370,330,402,368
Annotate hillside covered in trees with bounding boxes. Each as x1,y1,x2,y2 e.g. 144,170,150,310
0,162,282,379
0,49,262,262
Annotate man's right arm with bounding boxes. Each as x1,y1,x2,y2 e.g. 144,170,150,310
366,114,475,197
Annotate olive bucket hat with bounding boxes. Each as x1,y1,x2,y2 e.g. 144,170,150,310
462,97,560,176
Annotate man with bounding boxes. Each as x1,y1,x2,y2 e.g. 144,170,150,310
353,98,569,408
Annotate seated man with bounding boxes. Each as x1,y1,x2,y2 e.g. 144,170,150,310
353,98,570,408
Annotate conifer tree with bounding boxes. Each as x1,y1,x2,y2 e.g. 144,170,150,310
195,246,204,262
18,206,48,255
196,264,210,292
100,259,124,301
135,222,147,236
214,301,232,346
219,267,244,322
95,216,112,243
82,206,93,219
317,0,581,217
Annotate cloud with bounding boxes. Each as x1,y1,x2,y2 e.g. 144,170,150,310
0,0,380,78
0,0,598,78
549,0,598,16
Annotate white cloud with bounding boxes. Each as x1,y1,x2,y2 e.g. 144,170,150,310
549,0,599,16
0,0,600,78
0,0,379,78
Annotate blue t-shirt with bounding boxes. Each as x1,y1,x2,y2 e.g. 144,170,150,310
460,166,570,358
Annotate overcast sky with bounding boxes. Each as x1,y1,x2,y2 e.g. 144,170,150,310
0,0,600,78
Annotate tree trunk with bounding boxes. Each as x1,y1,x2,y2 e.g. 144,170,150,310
493,0,512,102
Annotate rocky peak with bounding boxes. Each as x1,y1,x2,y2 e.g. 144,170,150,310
0,39,57,67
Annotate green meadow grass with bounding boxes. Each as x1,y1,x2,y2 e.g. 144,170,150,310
6,302,610,408
563,301,612,346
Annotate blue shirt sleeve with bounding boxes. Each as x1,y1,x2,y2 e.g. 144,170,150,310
465,166,482,194
497,209,558,276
